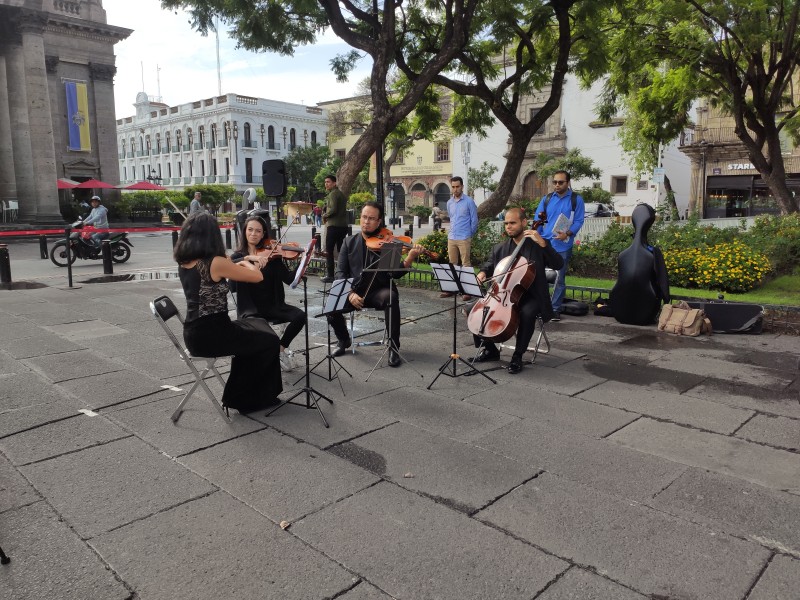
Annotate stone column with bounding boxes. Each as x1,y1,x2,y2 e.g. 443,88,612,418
18,12,62,224
0,53,17,205
89,62,121,189
5,41,37,223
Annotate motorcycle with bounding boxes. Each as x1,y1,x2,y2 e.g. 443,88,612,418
49,220,133,267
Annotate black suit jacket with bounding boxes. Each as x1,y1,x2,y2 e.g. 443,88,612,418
335,233,406,291
480,237,564,321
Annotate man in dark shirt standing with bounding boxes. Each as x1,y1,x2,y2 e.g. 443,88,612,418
321,174,348,283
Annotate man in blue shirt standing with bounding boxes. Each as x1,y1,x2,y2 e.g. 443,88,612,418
444,176,478,300
535,170,585,320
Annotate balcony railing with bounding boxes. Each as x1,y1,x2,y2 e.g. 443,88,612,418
136,150,148,157
218,140,228,148
194,143,204,150
206,142,216,150
242,140,257,148
171,145,180,152
266,142,280,151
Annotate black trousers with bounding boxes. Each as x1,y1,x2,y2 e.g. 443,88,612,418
327,283,401,348
473,293,541,358
325,226,349,277
256,304,306,348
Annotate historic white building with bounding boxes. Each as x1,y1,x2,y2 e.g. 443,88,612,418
116,92,328,191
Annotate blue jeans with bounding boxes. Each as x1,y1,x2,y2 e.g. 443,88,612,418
551,248,572,313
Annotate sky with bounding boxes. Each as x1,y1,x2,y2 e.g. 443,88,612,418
104,0,372,119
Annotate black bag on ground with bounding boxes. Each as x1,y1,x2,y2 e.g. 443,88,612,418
561,298,589,316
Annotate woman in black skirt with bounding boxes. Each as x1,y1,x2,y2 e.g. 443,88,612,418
174,212,282,412
230,214,306,372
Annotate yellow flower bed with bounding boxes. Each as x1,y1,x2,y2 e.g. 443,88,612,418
663,240,771,293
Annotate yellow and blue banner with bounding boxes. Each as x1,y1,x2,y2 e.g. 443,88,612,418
65,81,91,151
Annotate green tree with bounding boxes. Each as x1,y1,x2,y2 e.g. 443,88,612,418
467,161,499,201
532,148,602,182
600,0,800,214
162,0,478,195
284,144,331,201
429,0,622,218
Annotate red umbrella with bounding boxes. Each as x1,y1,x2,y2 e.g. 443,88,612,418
57,178,79,189
74,178,116,189
122,181,167,191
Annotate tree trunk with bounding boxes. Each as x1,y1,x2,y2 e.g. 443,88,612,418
663,175,679,219
478,130,529,219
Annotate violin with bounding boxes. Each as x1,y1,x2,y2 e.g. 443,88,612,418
255,239,305,261
466,211,547,342
364,227,439,260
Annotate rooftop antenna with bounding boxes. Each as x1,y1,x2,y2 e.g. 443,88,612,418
215,16,222,95
156,64,161,100
140,61,145,92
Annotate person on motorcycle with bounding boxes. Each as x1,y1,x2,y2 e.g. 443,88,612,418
83,195,109,253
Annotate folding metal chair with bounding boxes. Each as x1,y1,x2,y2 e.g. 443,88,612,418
150,295,232,424
348,308,386,354
498,268,558,364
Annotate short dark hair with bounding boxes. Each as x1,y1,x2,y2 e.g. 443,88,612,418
362,200,384,222
554,170,571,182
505,206,527,221
235,214,270,254
173,212,226,263
325,174,337,183
450,176,463,185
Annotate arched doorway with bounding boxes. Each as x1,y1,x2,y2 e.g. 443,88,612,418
523,171,547,201
434,182,451,207
410,182,427,206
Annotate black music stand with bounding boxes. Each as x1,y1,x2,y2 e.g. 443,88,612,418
307,276,354,394
427,263,496,388
265,239,333,427
362,243,423,382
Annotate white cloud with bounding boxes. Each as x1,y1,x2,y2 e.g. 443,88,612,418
105,0,371,118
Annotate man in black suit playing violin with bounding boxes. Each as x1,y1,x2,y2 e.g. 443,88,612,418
472,207,563,374
327,201,423,367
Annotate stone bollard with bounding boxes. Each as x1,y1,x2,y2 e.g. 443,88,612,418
172,230,178,247
101,240,113,274
0,244,12,285
39,235,48,259
225,228,232,249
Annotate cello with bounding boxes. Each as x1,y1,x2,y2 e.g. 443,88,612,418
466,212,546,343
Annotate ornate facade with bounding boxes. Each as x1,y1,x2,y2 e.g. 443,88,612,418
0,0,130,224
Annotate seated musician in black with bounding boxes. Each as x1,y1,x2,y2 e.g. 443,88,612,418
230,214,306,372
327,201,423,367
473,207,564,374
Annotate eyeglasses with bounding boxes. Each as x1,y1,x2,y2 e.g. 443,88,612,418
553,180,566,184
361,216,381,222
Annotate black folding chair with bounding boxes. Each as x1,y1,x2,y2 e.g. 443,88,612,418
150,295,232,424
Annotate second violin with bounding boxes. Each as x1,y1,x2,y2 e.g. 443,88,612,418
364,227,439,260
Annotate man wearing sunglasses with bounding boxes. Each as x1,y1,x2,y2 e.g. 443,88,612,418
535,170,585,320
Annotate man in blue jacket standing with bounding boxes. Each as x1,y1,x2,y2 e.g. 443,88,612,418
535,170,585,320
444,176,478,300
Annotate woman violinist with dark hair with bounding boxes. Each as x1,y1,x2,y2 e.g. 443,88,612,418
230,214,306,372
173,212,282,412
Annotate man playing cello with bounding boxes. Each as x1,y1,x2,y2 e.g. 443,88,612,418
327,202,424,367
472,207,564,374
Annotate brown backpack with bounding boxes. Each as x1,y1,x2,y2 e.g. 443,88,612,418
658,301,712,336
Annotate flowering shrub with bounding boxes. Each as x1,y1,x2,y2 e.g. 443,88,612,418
741,213,800,275
663,240,771,293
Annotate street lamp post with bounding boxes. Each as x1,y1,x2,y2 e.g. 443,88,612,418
147,168,162,184
233,121,239,166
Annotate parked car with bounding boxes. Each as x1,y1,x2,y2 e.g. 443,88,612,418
584,202,618,217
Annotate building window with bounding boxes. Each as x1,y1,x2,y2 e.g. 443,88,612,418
529,108,546,135
395,151,404,165
155,135,161,153
243,123,251,146
335,149,346,160
268,125,275,149
245,157,253,183
167,163,172,178
122,167,126,180
352,126,364,134
612,176,628,195
311,131,317,145
289,128,296,150
636,179,649,190
200,160,205,176
435,141,450,162
224,158,229,176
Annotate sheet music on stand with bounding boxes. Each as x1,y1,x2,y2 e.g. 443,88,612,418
320,277,353,315
363,241,405,273
430,263,483,297
290,238,317,289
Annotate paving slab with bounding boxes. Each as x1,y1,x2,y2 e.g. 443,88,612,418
580,353,707,394
122,344,196,380
0,453,39,513
609,418,800,492
330,421,538,514
0,501,131,600
685,379,800,419
0,333,85,359
537,567,647,599
0,413,130,465
179,428,379,523
467,382,637,437
42,319,132,342
337,581,394,599
355,386,518,442
735,413,800,451
577,379,754,434
652,467,800,556
477,472,770,600
0,319,46,341
108,395,266,458
0,350,28,376
748,554,800,600
22,349,124,383
655,351,794,390
90,490,355,600
475,418,685,501
292,482,568,600
249,396,397,449
21,436,216,539
0,370,82,412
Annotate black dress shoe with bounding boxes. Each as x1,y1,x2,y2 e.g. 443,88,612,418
474,348,501,363
332,337,351,357
388,348,402,367
320,275,334,284
507,357,522,374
